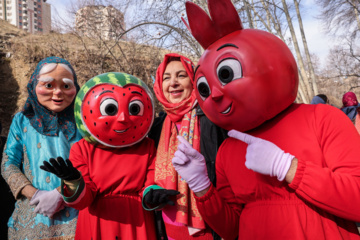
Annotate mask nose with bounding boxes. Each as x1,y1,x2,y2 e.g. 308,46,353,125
211,86,224,101
53,88,63,96
117,112,127,122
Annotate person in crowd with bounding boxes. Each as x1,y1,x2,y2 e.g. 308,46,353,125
1,56,82,239
340,91,360,123
145,53,227,240
172,0,360,239
40,72,158,240
310,94,329,104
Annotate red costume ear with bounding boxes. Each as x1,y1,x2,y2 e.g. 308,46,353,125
184,0,243,49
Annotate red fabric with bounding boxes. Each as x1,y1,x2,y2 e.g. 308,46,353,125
165,222,213,240
153,53,196,123
196,104,360,240
68,138,157,240
342,92,359,108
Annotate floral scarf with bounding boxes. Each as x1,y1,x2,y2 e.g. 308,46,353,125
22,56,80,140
153,53,205,230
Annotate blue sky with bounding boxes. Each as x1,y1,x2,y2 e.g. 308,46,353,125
46,0,335,67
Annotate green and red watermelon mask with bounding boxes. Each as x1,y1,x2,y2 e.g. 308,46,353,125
75,72,154,148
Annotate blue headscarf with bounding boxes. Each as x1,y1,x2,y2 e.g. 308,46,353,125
22,56,80,140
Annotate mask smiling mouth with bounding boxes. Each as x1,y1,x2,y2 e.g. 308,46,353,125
114,128,129,133
52,99,63,102
221,103,232,114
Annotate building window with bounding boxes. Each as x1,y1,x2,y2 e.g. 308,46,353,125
19,10,22,13
34,13,37,17
19,16,22,19
19,22,22,25
34,8,37,11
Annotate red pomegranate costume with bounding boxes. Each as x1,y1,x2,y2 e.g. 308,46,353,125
172,0,360,239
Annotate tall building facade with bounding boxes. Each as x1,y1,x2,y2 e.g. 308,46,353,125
75,5,126,41
0,0,51,34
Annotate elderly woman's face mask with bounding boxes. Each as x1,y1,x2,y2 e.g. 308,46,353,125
36,65,76,113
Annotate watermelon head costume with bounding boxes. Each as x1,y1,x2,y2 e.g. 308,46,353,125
74,72,154,148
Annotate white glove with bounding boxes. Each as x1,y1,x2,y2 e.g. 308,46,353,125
228,130,294,181
30,189,65,218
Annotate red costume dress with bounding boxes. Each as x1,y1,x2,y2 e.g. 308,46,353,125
65,138,157,240
196,104,360,239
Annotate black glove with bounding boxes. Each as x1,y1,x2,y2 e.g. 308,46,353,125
40,157,81,181
144,188,180,207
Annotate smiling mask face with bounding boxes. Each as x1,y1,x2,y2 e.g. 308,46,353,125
75,72,154,148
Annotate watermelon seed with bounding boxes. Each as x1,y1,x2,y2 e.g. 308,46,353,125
122,141,125,143
109,139,112,141
94,122,96,126
84,116,87,119
134,126,136,129
112,87,114,90
90,110,93,114
140,123,142,126
106,122,108,125
133,136,135,139
123,93,125,96
88,101,90,105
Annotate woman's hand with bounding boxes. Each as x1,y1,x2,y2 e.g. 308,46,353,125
143,188,180,207
172,136,211,194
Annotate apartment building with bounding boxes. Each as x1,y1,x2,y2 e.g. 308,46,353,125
75,5,126,41
0,0,51,34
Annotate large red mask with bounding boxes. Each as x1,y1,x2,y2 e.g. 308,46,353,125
74,72,154,148
184,0,298,132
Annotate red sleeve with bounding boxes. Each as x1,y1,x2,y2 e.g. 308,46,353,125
196,141,242,240
140,138,156,196
289,105,360,222
66,140,98,210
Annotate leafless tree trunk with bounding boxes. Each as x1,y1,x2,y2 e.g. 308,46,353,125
294,0,318,96
281,0,312,103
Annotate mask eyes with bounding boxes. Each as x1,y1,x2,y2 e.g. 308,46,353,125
129,100,144,116
45,83,53,89
196,77,211,101
100,98,118,116
216,58,242,85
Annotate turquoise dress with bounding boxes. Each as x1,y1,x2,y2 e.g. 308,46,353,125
1,112,82,240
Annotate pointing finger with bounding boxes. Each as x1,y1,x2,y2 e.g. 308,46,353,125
228,130,258,144
177,136,192,148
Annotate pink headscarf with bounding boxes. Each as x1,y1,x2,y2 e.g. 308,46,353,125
342,92,359,108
